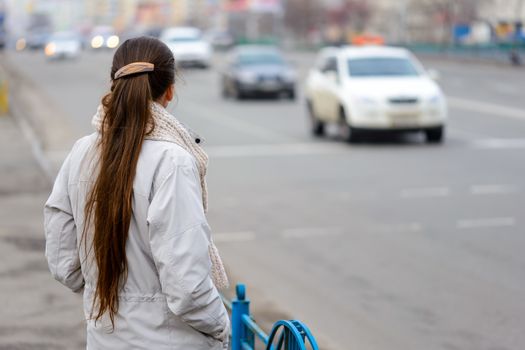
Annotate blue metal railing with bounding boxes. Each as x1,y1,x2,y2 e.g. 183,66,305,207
222,284,320,350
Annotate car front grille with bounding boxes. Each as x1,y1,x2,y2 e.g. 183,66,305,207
388,97,419,104
258,75,281,82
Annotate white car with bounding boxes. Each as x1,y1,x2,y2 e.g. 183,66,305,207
44,31,82,59
305,46,447,143
160,27,212,68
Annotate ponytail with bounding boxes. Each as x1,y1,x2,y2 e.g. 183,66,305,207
84,73,152,328
83,36,175,329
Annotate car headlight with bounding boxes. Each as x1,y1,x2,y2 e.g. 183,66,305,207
427,94,442,105
237,71,258,84
16,38,27,51
106,35,119,49
45,43,56,56
91,35,104,49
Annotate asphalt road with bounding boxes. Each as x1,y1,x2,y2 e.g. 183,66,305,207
6,49,525,350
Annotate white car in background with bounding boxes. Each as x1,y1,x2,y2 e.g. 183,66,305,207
44,31,82,59
305,46,447,143
160,27,212,68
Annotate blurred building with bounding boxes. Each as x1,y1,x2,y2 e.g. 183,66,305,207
6,0,523,45
282,0,525,46
478,0,525,42
3,0,221,37
360,0,484,44
369,0,525,44
224,0,284,40
479,0,525,22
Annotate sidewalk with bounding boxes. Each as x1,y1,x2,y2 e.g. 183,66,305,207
0,114,86,349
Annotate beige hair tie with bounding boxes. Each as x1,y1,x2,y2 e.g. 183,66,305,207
114,62,154,79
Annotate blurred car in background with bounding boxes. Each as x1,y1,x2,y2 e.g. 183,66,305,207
44,31,82,60
119,26,164,43
26,13,53,50
221,45,296,100
305,46,447,143
205,30,235,51
89,26,119,50
0,28,6,50
26,29,52,50
143,26,163,39
160,27,211,68
0,10,5,50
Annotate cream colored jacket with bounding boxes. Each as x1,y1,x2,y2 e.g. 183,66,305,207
44,133,230,349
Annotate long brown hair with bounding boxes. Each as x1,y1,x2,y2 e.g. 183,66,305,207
84,37,175,327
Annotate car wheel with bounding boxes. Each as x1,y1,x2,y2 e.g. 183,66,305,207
339,107,360,143
425,126,444,143
307,101,324,137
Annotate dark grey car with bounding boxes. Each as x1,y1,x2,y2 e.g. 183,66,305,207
221,46,296,100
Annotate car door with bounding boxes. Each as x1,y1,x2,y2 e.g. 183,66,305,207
321,56,342,122
306,55,329,120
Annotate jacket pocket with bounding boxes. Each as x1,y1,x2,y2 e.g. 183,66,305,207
204,334,225,349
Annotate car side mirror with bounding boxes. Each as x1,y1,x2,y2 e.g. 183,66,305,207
324,70,340,84
427,69,440,81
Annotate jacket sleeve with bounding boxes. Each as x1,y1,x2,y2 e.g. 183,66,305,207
147,162,230,340
44,152,84,293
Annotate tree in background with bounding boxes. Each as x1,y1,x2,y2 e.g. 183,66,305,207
328,0,372,33
283,0,323,43
284,0,372,46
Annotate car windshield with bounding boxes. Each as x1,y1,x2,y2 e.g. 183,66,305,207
348,57,420,77
237,52,284,66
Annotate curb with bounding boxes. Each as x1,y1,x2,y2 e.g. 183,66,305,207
9,96,55,183
0,55,53,183
0,53,77,182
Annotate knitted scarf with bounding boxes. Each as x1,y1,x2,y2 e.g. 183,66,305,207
92,101,229,289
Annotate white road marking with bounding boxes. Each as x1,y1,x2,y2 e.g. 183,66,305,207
448,96,525,121
470,138,525,150
456,217,516,229
207,142,345,158
470,184,519,195
400,187,451,199
213,231,257,243
282,227,343,239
